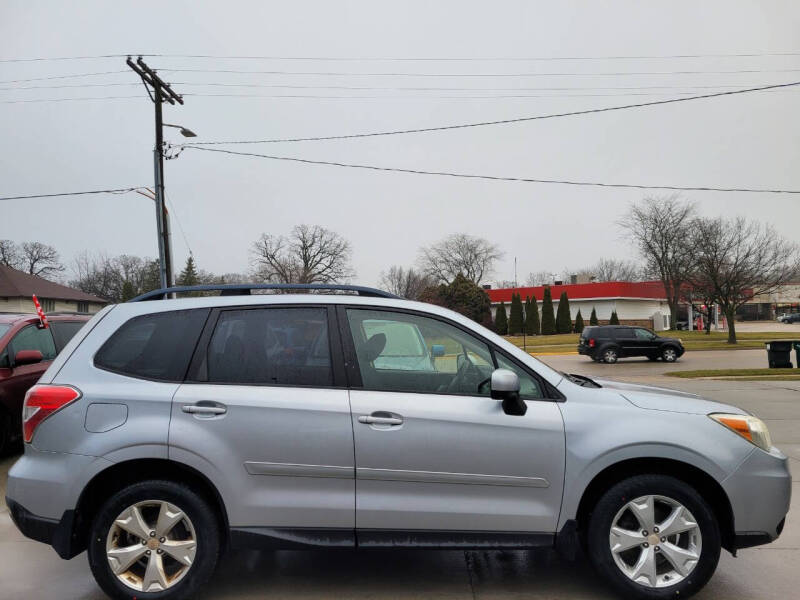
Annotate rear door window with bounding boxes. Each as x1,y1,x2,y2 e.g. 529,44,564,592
204,307,333,386
95,309,209,381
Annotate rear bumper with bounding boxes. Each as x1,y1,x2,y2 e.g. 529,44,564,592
6,498,79,559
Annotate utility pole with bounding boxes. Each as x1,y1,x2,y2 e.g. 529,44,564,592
127,56,183,291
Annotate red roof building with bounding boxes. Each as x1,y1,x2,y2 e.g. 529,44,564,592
487,280,671,330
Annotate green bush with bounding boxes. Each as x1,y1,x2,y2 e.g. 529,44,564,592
541,287,556,335
419,273,494,328
574,309,585,333
494,302,508,335
589,307,599,326
556,291,572,333
509,293,524,335
525,295,540,335
609,310,620,325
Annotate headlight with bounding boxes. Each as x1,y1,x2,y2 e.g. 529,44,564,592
710,413,772,451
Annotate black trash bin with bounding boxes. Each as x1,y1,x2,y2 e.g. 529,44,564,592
765,341,793,368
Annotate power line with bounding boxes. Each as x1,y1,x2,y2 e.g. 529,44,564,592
0,82,140,91
185,146,800,194
184,79,800,145
0,70,129,85
5,51,800,62
1,81,784,92
162,67,800,78
144,51,800,61
0,187,145,201
0,95,141,104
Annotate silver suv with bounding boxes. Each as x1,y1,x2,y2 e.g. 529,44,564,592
5,284,791,600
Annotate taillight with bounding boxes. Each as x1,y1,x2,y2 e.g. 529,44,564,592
22,385,81,443
588,338,596,348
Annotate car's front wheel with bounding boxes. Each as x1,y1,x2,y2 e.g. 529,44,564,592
587,474,720,599
661,347,678,362
88,480,220,600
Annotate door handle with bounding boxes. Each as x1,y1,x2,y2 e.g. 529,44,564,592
182,404,227,415
358,414,403,426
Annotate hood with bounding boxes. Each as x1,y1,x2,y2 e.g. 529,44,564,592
591,378,745,415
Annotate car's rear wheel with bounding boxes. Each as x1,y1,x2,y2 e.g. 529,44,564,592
602,348,619,364
587,474,720,600
661,347,678,362
88,480,220,600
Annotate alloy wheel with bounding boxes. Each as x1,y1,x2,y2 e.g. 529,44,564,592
662,348,677,362
106,500,197,593
609,494,702,588
604,349,618,363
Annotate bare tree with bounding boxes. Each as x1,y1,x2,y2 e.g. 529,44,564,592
691,217,800,344
251,224,354,285
18,241,64,280
71,252,123,301
0,240,21,269
379,266,436,300
619,196,696,328
525,271,554,286
418,234,502,284
590,258,643,282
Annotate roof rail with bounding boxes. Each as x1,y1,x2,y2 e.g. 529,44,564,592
128,283,399,302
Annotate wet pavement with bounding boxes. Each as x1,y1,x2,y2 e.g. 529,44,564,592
1,355,798,599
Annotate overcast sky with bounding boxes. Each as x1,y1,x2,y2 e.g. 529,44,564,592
1,0,799,287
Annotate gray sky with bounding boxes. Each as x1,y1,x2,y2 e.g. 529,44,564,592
2,0,799,287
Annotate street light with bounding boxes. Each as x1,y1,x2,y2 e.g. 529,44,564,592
163,123,197,137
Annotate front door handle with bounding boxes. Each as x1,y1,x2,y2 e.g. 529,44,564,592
358,413,403,426
182,404,227,415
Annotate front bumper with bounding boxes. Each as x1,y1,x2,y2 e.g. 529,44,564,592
722,446,792,550
6,498,79,559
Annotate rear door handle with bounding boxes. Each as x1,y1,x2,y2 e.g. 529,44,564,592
182,404,227,415
358,414,403,426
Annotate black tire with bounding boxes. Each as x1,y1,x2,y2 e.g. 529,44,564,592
88,480,220,600
587,474,721,600
601,347,619,364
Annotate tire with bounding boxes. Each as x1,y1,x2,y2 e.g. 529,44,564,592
602,347,619,364
661,347,678,363
88,480,220,600
587,474,721,600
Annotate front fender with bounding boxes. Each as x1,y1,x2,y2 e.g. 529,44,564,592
556,387,753,530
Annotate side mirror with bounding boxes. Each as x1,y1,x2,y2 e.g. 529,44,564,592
14,349,44,367
431,344,446,358
490,368,527,416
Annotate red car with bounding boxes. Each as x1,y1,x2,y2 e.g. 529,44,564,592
0,313,90,454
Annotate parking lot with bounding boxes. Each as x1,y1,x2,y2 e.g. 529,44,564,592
1,351,797,599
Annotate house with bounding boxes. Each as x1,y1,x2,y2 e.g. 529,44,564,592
0,265,107,314
487,281,671,330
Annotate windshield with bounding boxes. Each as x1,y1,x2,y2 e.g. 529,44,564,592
0,324,10,339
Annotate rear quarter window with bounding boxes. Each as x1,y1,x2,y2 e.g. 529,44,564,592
94,309,209,381
50,321,87,351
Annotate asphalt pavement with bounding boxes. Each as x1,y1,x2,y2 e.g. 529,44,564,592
1,350,798,599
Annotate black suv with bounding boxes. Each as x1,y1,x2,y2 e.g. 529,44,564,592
578,325,685,363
